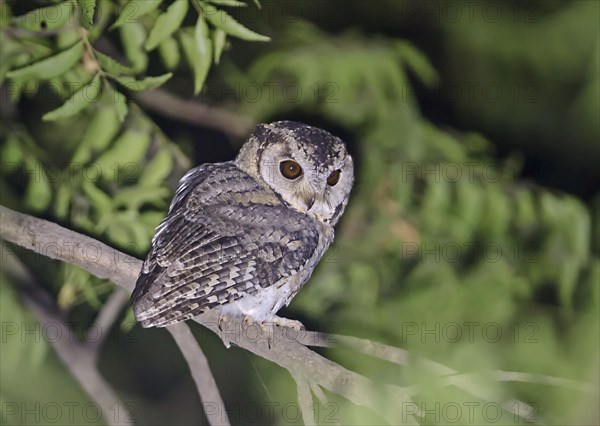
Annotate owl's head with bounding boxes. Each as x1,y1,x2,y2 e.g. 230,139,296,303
236,121,354,226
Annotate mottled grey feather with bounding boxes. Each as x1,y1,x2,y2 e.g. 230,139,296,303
131,162,321,327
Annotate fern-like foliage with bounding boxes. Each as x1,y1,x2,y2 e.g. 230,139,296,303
217,21,599,424
1,0,268,311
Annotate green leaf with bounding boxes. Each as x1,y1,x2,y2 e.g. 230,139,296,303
180,25,211,94
201,3,269,41
111,0,162,29
1,134,23,164
213,28,226,64
94,50,135,75
120,22,148,72
111,73,173,92
113,186,170,210
0,277,50,378
129,219,152,250
72,107,121,164
54,183,72,219
42,74,102,121
145,0,189,51
120,308,137,332
140,211,166,230
395,40,439,88
24,160,52,212
7,41,84,80
16,3,74,31
77,0,96,25
81,180,112,213
111,89,129,122
158,36,181,70
57,28,82,49
140,148,173,187
207,0,247,6
95,129,151,181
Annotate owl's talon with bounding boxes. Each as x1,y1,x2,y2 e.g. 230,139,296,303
270,316,305,331
216,314,232,348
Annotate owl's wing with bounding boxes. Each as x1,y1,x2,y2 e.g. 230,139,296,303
131,162,323,327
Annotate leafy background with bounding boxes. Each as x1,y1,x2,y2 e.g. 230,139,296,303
1,0,598,425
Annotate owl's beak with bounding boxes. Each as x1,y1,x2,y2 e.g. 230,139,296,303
303,182,326,211
305,195,316,210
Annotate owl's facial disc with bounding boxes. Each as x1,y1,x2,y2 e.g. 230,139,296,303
236,121,354,226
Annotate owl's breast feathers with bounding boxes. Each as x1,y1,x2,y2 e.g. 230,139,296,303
131,162,332,327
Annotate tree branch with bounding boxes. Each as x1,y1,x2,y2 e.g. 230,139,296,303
92,36,256,138
3,205,594,425
166,323,231,426
292,373,315,426
1,244,130,426
87,287,129,356
133,90,255,138
0,205,419,425
0,206,229,426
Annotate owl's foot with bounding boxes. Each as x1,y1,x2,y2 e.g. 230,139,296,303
239,315,273,348
216,313,232,348
269,316,305,331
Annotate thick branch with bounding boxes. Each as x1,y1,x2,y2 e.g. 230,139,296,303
6,205,590,425
0,205,139,291
0,206,228,426
0,205,416,425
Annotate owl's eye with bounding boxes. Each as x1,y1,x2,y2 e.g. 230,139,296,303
327,169,341,186
280,160,303,180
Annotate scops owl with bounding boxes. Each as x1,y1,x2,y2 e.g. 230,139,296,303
131,121,354,328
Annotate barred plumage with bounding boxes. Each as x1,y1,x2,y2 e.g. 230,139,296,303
132,121,353,328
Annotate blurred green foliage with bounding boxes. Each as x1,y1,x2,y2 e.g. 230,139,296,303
1,1,598,425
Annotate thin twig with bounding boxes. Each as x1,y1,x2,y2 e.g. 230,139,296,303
87,287,129,356
292,373,315,426
94,37,256,137
492,370,597,393
309,382,328,407
133,90,255,137
301,332,542,422
167,323,231,426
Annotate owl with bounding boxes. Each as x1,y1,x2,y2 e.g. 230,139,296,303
131,121,354,329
